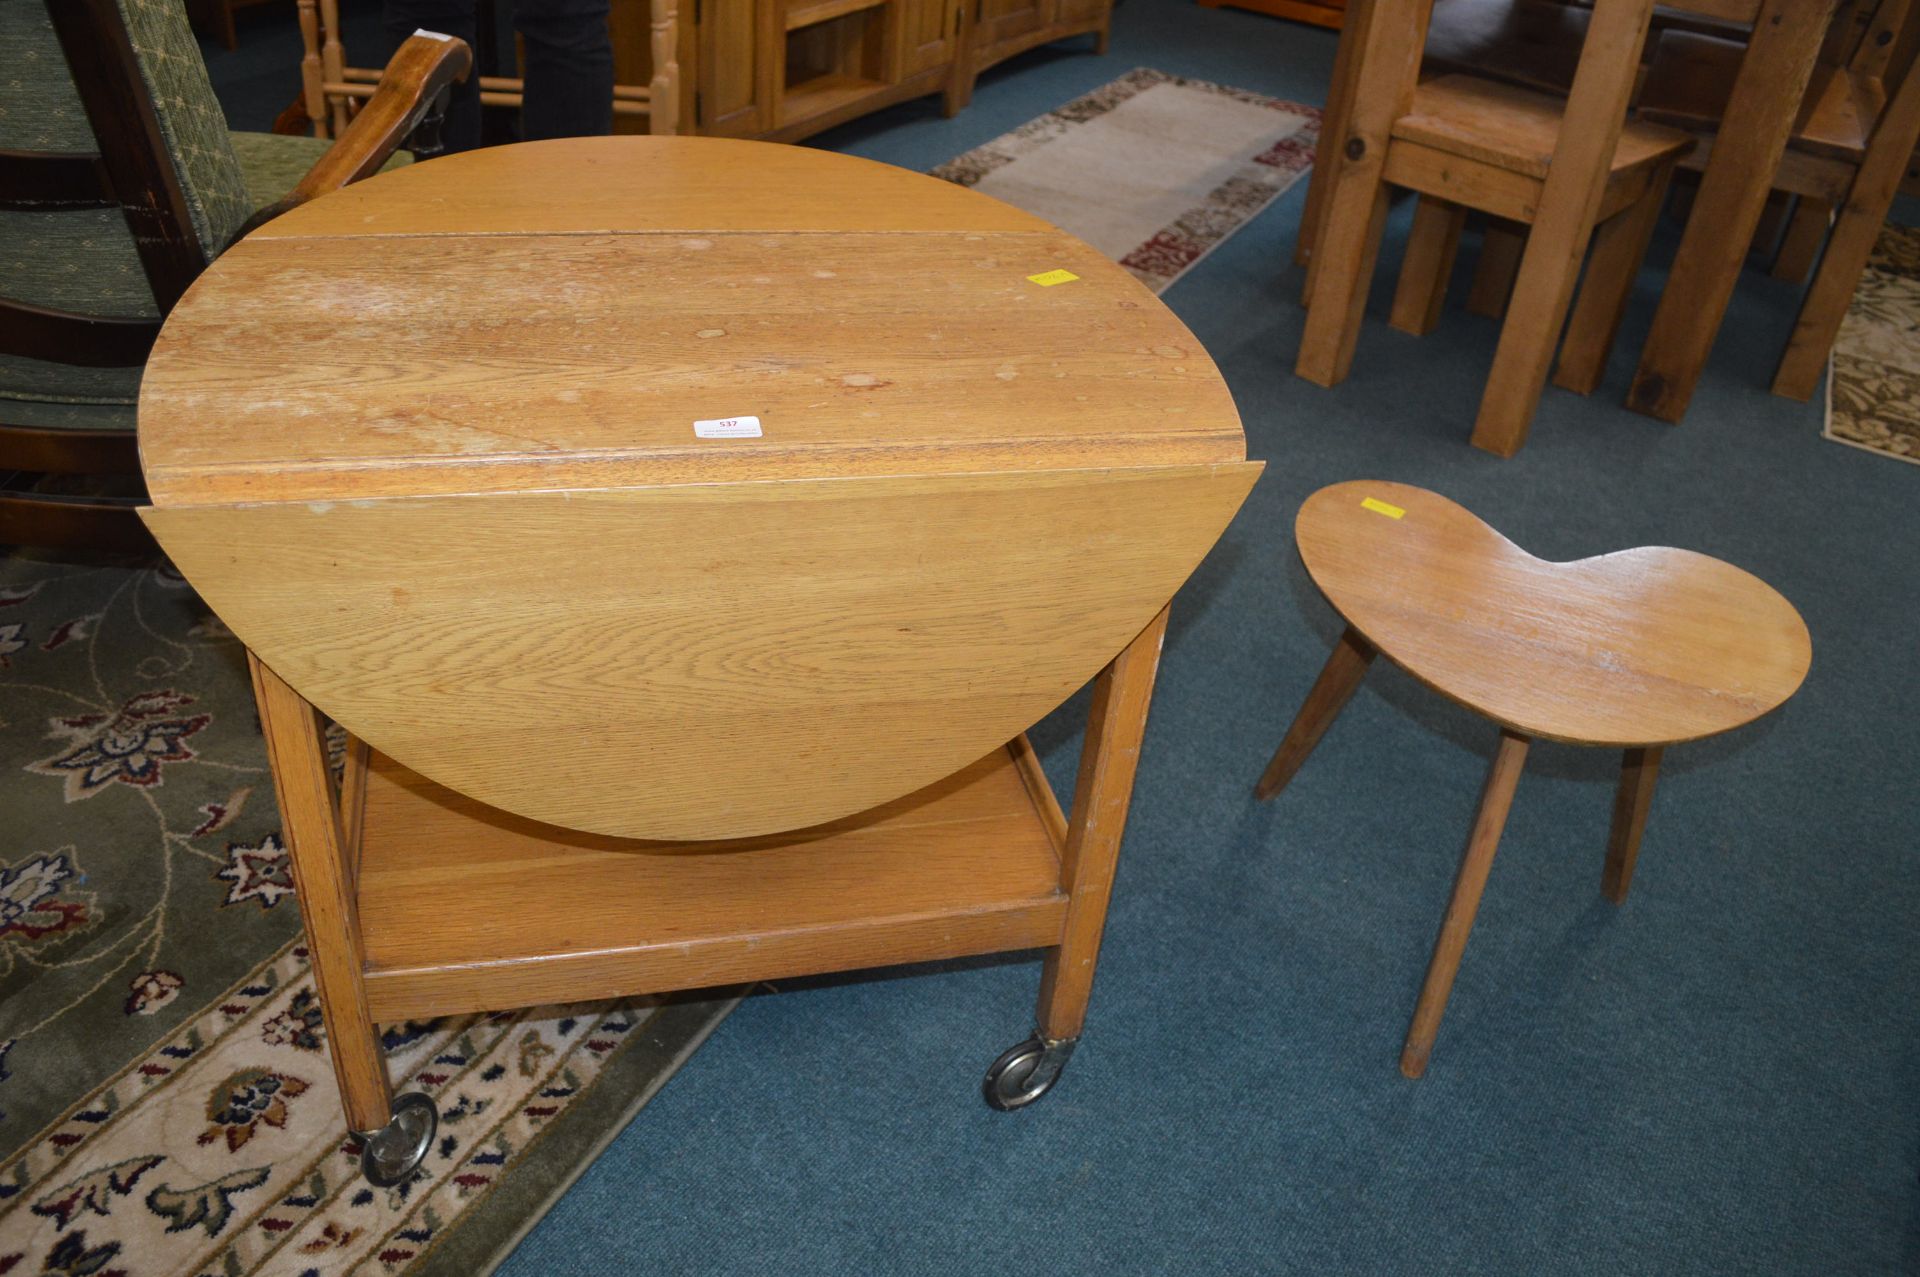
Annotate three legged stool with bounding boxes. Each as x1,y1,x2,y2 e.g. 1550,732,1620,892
1255,481,1810,1078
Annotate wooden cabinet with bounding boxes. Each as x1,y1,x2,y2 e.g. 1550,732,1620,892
608,0,1113,142
1197,0,1347,31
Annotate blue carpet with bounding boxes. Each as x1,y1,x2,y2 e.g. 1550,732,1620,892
206,3,1920,1271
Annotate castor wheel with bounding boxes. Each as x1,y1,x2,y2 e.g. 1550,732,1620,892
981,1033,1078,1111
357,1091,439,1186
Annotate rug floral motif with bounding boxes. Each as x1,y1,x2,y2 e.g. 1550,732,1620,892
932,67,1319,294
1826,221,1920,465
0,555,736,1274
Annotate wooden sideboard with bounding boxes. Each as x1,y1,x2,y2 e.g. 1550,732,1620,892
638,0,1113,142
305,0,1109,144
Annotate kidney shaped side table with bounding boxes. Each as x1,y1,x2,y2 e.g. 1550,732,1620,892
137,138,1261,1184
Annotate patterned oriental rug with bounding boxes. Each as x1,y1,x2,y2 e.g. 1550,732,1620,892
1825,221,1920,465
0,557,738,1275
932,68,1320,294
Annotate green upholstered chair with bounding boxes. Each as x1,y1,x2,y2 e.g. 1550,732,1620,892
0,0,469,552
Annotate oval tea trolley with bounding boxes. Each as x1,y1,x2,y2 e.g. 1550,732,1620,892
137,138,1261,1184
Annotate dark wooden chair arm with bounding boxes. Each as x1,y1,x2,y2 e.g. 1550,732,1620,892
253,32,470,228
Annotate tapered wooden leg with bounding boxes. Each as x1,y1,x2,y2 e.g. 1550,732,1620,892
1391,197,1468,336
1770,197,1829,283
1773,48,1920,400
249,652,393,1136
1554,160,1676,396
1254,626,1376,801
1602,746,1663,904
1035,605,1169,1043
1400,729,1529,1079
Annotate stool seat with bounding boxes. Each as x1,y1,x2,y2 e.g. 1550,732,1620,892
1296,480,1811,747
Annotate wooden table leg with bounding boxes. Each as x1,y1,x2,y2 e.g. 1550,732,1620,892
1391,196,1468,337
1295,0,1433,387
1296,0,1370,275
248,653,394,1137
1035,604,1170,1044
1554,159,1677,396
1602,745,1663,904
1254,625,1375,800
1400,728,1529,1079
1468,0,1655,457
1625,0,1839,423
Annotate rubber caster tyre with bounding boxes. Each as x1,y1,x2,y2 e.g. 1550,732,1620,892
982,1033,1077,1111
358,1091,438,1186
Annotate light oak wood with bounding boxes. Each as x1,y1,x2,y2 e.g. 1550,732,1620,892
1400,728,1529,1080
1602,745,1664,903
357,740,1069,1019
1038,606,1167,1041
1294,0,1367,274
1253,625,1375,800
1628,0,1841,422
146,466,1257,842
249,656,392,1134
1391,196,1467,335
1293,481,1811,748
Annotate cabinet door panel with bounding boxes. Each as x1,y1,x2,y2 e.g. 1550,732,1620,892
902,0,961,77
699,0,768,135
977,0,1048,47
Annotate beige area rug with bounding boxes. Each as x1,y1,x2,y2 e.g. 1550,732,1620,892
1825,221,1920,464
931,67,1320,293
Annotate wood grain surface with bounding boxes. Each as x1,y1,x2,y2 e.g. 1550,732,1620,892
1294,481,1810,747
139,228,1242,504
146,464,1260,840
357,741,1069,1019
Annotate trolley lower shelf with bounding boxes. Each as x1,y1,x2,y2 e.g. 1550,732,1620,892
356,738,1071,1021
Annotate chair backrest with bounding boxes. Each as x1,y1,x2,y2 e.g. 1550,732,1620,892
0,0,254,407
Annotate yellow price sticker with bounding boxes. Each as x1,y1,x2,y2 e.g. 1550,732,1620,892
1361,496,1406,520
1026,269,1080,287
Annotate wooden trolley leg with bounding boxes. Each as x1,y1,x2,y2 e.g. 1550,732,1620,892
1466,220,1526,320
1036,604,1170,1043
983,607,1170,1111
1400,729,1529,1079
1254,626,1375,801
1601,746,1663,904
249,653,392,1135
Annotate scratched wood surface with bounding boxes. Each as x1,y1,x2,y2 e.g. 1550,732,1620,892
139,139,1242,506
1295,481,1811,747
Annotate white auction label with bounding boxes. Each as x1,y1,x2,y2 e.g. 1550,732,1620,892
693,415,762,439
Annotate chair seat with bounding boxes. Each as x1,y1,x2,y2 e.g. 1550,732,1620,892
1638,29,1881,164
1394,74,1694,181
1293,481,1811,747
